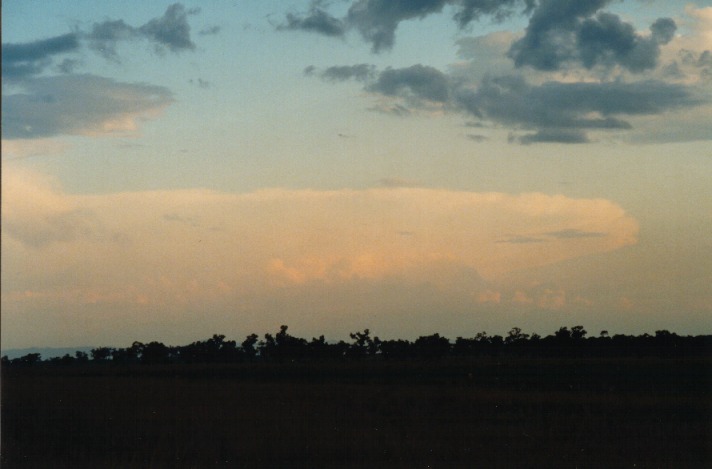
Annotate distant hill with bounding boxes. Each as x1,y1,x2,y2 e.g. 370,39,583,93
2,346,97,360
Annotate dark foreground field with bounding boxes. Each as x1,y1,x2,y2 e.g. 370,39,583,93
2,357,711,468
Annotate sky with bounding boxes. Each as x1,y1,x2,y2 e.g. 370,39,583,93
2,0,711,350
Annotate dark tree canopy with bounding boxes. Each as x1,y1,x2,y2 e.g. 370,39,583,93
3,325,710,367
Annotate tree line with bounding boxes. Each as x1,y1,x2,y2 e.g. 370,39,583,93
3,325,711,367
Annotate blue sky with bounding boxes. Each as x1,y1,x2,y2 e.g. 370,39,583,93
2,0,711,349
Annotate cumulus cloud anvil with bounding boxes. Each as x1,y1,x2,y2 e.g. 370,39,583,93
2,168,639,315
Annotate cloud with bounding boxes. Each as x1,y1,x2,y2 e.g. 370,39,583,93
308,63,450,113
87,3,197,59
2,167,643,345
506,0,676,73
2,74,173,139
367,64,450,103
315,63,376,82
345,0,535,52
1,4,198,79
1,33,80,81
281,0,673,65
138,3,197,52
576,14,676,72
344,0,450,52
507,0,610,70
293,2,711,143
455,75,703,142
2,165,638,282
280,0,533,52
311,57,708,142
279,8,347,37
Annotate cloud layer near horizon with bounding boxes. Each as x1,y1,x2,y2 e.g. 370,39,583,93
2,166,638,346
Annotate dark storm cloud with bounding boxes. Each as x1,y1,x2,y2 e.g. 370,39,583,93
2,33,80,80
367,64,450,102
281,0,533,52
347,0,534,52
576,14,676,72
280,8,347,37
282,0,675,75
508,0,610,70
307,63,448,102
508,0,675,72
454,0,535,27
297,1,708,144
2,74,173,139
88,3,197,59
310,61,706,142
454,75,700,142
345,0,450,52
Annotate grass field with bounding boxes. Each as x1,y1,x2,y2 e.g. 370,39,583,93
2,357,711,468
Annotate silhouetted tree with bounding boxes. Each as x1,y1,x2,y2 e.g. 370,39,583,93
505,327,530,345
90,347,114,362
4,324,707,368
111,342,142,364
142,341,170,364
348,329,380,358
307,335,347,360
413,334,451,359
380,339,412,360
571,325,587,340
241,333,259,359
260,326,308,361
554,327,572,341
48,354,76,366
13,353,42,366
